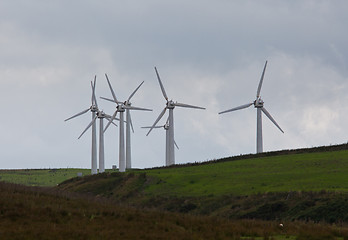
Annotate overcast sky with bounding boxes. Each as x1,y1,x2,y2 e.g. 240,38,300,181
1,1,347,169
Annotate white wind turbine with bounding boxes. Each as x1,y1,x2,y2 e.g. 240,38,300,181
219,61,284,153
65,77,118,174
146,67,205,166
142,119,179,166
103,74,152,172
80,82,119,173
65,76,99,175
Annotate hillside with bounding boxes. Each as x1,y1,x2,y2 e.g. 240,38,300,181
142,149,348,196
0,181,286,239
3,144,348,238
3,181,348,239
2,143,348,189
0,168,91,186
57,144,348,223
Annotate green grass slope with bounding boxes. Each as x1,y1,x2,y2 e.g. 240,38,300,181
142,150,348,197
57,146,348,223
0,168,91,186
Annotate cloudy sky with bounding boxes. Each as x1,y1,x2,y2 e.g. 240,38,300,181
1,1,347,169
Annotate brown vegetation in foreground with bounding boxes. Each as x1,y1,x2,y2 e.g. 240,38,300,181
58,171,348,224
1,182,348,239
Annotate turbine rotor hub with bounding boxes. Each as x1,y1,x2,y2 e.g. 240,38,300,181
254,97,264,108
98,111,106,118
167,100,175,109
90,105,98,112
117,104,126,112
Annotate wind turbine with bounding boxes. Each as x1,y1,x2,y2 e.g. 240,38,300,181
146,67,205,166
65,77,118,174
142,119,179,166
65,76,99,175
218,61,284,153
103,74,152,172
79,83,119,173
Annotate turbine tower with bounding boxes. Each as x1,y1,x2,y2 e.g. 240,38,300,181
146,67,205,166
84,109,117,173
78,107,118,174
219,61,284,153
65,76,99,175
142,119,179,166
103,74,152,172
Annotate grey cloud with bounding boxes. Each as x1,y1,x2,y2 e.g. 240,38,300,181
0,1,348,169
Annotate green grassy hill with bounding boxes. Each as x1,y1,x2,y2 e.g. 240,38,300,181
54,145,348,223
58,147,348,197
145,149,348,196
3,144,348,192
2,144,348,222
0,168,91,186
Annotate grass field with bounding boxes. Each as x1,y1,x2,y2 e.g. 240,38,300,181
49,148,348,225
2,148,348,196
142,150,348,197
0,168,92,186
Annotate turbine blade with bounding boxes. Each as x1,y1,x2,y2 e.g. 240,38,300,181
106,115,125,123
91,80,94,105
141,126,163,129
174,140,179,150
105,73,119,103
105,114,120,121
91,76,98,108
257,60,268,98
65,108,90,121
261,107,284,133
78,115,98,139
100,96,117,103
127,81,144,102
154,67,168,101
174,102,205,110
125,105,152,111
218,103,253,114
146,107,167,136
105,116,118,127
104,110,118,133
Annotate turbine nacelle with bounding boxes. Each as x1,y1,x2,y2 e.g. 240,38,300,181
124,100,131,106
97,110,106,118
117,104,126,112
90,105,98,112
166,100,175,109
254,97,264,108
164,122,170,130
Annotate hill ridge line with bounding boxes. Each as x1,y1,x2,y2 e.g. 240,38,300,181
146,142,348,170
